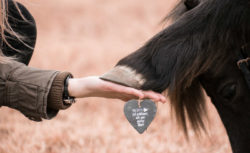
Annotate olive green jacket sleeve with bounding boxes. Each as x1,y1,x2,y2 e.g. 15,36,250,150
0,60,72,121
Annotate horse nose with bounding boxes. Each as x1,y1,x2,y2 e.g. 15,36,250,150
100,65,146,89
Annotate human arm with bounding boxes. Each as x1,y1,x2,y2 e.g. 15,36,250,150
67,76,166,102
0,60,166,122
0,60,70,121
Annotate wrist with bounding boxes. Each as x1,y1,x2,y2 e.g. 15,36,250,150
67,78,78,98
67,77,99,98
68,78,89,98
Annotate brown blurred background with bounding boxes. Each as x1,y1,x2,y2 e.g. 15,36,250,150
0,0,232,153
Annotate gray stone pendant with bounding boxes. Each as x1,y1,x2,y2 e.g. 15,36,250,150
124,99,157,134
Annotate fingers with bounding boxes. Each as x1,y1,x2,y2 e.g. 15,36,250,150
141,90,167,103
99,77,166,103
120,87,145,99
101,80,144,99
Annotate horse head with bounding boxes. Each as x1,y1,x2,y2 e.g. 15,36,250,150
101,0,250,152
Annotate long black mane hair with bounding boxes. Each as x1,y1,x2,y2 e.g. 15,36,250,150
118,0,250,136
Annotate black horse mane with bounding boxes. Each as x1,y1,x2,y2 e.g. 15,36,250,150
118,0,250,137
156,0,250,136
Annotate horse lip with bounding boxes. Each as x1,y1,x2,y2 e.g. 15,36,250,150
100,65,146,89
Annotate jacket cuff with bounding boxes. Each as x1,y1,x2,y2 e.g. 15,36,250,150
48,72,73,110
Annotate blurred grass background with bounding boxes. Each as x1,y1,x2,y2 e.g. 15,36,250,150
0,0,232,153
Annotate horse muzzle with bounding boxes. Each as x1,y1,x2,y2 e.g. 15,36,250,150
100,65,146,89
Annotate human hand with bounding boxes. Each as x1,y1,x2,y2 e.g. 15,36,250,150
67,76,166,103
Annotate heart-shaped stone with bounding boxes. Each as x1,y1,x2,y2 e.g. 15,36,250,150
124,99,157,134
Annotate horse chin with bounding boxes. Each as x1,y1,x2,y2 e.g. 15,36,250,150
100,65,146,89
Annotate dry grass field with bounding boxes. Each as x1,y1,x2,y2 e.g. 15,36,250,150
0,0,232,153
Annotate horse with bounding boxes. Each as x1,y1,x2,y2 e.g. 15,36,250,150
101,0,250,153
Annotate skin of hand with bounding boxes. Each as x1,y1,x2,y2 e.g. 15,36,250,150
67,76,166,103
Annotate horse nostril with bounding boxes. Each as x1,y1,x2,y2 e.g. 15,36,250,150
220,83,237,101
184,0,200,10
100,65,146,89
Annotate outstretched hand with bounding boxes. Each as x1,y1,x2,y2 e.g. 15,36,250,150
67,76,166,103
